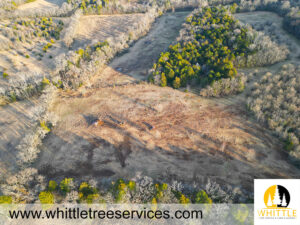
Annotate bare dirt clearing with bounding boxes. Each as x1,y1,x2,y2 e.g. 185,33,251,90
37,11,300,192
38,82,300,192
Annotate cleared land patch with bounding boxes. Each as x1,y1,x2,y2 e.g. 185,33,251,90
38,81,300,192
72,14,146,49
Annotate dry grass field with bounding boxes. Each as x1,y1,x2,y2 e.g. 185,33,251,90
72,14,146,49
16,0,65,11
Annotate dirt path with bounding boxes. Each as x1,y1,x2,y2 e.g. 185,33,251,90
109,11,191,80
37,11,300,194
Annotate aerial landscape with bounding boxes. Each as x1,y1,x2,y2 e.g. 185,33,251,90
0,0,299,210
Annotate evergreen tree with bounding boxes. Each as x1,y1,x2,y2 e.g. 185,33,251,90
273,186,282,206
281,193,287,207
160,73,167,87
267,193,273,207
173,77,181,89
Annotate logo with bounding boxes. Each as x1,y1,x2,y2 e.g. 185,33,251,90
255,179,300,225
264,185,290,208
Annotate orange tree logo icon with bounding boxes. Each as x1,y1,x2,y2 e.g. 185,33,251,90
264,185,290,208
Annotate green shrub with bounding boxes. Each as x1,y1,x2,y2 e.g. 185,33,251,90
179,194,190,204
40,121,51,132
285,136,294,152
128,181,136,191
154,183,168,201
9,92,17,102
48,180,57,192
195,190,213,204
2,72,9,79
42,77,51,87
43,43,52,52
78,182,99,203
113,179,127,202
160,73,167,87
173,77,181,89
39,192,54,204
0,196,12,204
60,178,73,194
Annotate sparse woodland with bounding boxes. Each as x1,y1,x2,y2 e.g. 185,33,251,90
0,17,63,51
247,64,300,159
0,0,36,10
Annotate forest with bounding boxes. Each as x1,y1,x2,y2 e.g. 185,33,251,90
247,64,300,160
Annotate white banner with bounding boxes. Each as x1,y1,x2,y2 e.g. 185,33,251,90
0,204,254,225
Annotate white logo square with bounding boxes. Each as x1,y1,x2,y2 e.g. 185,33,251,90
254,179,300,225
